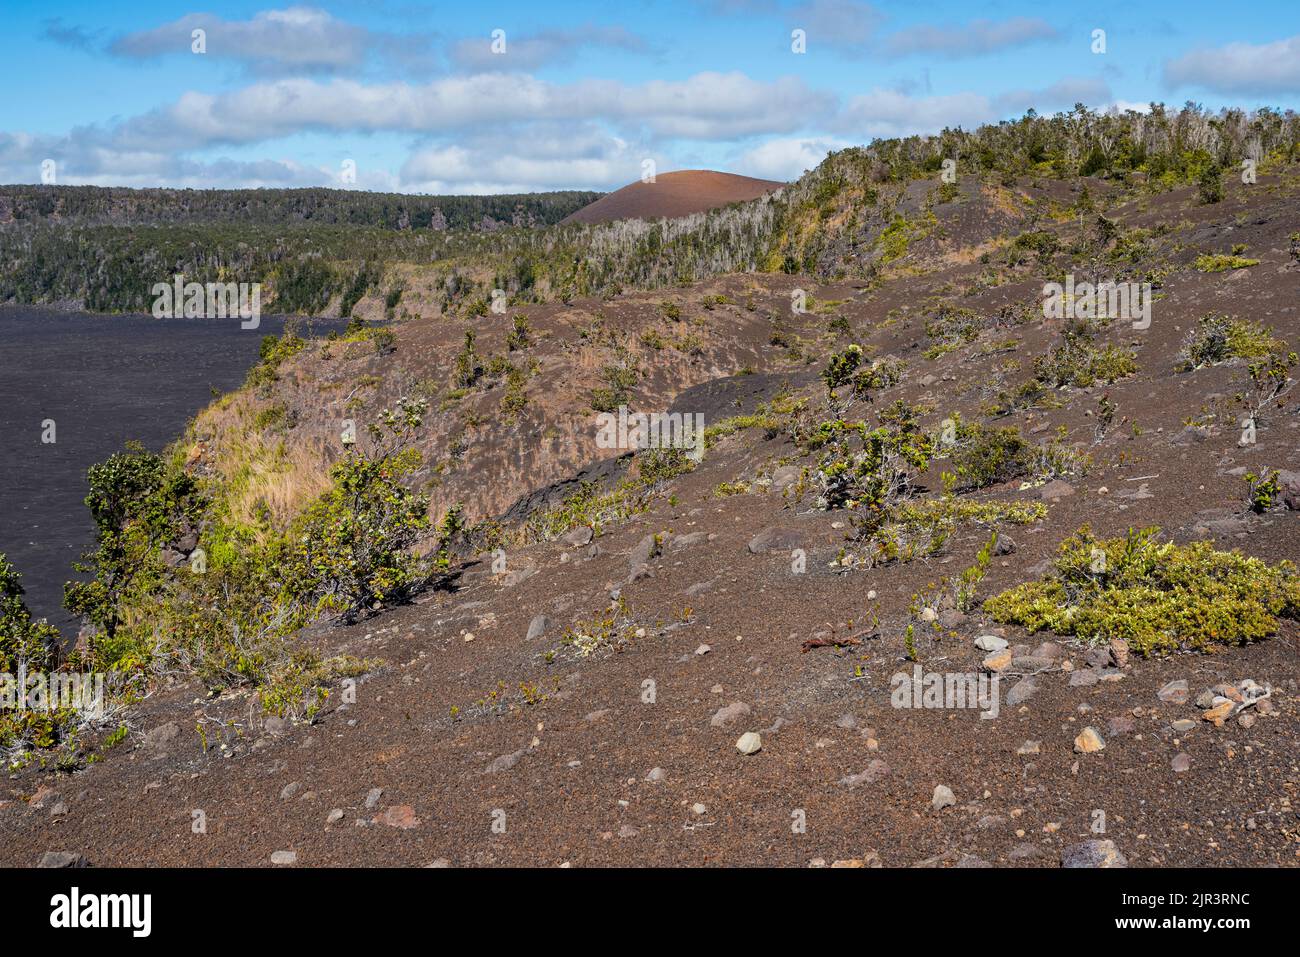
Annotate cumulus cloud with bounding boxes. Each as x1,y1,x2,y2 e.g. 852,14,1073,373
450,25,648,72
733,136,848,180
787,0,884,54
885,16,1059,58
0,67,837,192
996,76,1113,113
836,89,994,136
87,71,834,152
0,129,348,189
401,129,642,193
109,6,432,74
1163,35,1300,95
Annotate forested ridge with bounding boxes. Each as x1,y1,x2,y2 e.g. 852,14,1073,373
0,185,600,230
2,105,1298,315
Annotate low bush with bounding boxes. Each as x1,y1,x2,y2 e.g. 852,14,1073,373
1033,333,1137,388
1178,314,1283,371
984,526,1300,655
1193,253,1258,272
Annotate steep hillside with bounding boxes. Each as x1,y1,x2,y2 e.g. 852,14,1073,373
5,140,1299,867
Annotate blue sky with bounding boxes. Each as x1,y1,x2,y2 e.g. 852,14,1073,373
2,1,1299,193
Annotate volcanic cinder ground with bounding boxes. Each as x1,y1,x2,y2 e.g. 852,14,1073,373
3,170,1299,869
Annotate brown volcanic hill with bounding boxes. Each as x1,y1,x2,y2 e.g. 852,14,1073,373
560,170,784,225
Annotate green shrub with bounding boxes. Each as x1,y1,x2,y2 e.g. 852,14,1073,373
246,329,306,390
1244,469,1282,513
506,315,531,351
63,443,204,656
455,329,483,387
1197,165,1224,204
923,307,982,359
589,358,639,412
949,422,1034,489
1193,253,1258,272
1033,333,1137,387
985,526,1300,655
864,497,1044,567
0,554,59,673
285,399,439,620
804,415,934,517
1178,314,1281,370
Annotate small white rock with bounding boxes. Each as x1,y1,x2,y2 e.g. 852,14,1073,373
736,732,762,755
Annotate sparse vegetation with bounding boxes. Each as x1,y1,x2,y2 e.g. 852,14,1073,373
1033,332,1138,388
1193,253,1259,272
985,526,1300,655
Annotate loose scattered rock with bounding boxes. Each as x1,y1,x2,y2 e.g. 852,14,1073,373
1061,840,1127,868
270,850,298,865
485,748,527,773
1074,727,1106,753
143,722,179,750
747,526,803,554
376,805,421,829
735,732,762,755
1040,479,1075,500
562,526,593,547
1107,716,1136,736
710,701,751,728
1006,678,1039,706
982,649,1013,672
38,851,87,868
931,785,956,811
839,760,890,789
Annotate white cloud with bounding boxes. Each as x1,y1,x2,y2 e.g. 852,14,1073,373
733,137,847,180
837,89,994,136
0,130,343,189
996,76,1113,113
885,17,1059,58
1107,100,1155,115
401,123,645,192
93,71,834,152
450,25,647,72
787,0,884,54
1163,35,1300,95
109,6,432,74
